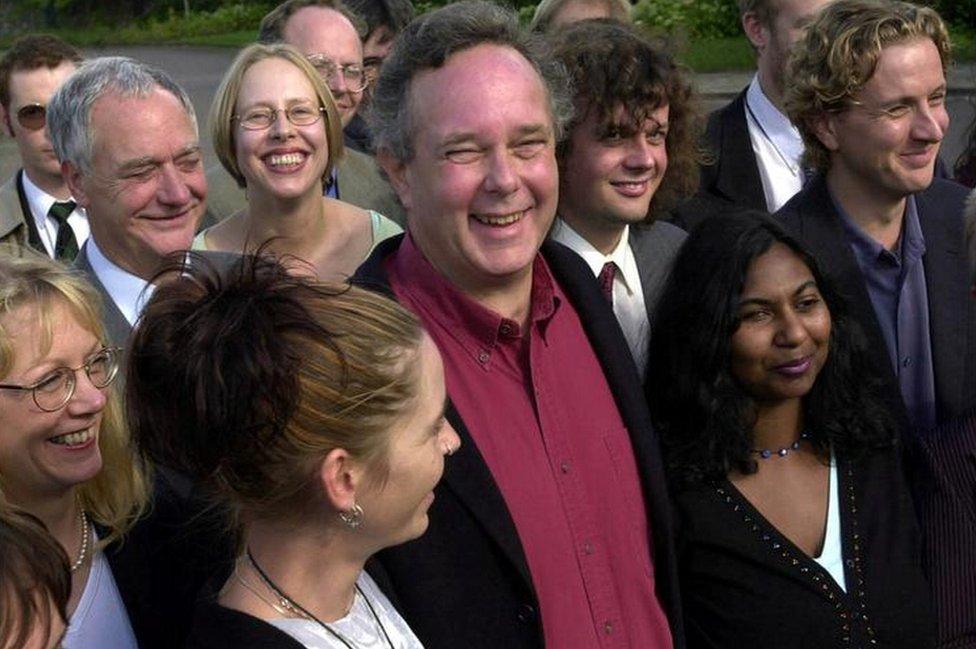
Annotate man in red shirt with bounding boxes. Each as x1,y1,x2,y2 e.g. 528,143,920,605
355,2,682,647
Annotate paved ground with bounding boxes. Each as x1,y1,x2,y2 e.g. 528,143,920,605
1,45,973,183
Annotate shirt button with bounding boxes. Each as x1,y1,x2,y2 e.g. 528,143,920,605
582,541,593,555
499,323,512,336
902,356,912,367
477,351,490,364
604,621,613,635
560,461,571,474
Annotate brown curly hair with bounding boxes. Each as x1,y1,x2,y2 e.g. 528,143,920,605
783,0,951,172
551,19,703,221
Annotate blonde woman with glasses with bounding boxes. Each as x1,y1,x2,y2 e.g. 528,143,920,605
0,254,201,649
193,43,401,280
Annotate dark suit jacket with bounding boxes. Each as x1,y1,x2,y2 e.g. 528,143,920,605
629,221,687,322
352,235,684,649
74,241,134,348
912,413,976,648
699,89,766,214
777,175,976,427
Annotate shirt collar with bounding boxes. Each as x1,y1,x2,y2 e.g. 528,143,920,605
832,190,926,264
21,170,78,230
745,75,805,171
550,218,639,296
390,233,560,354
84,237,154,326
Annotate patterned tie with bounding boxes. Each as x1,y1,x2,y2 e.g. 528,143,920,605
598,261,616,307
48,201,78,262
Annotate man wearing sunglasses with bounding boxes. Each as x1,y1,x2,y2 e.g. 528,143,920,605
0,35,85,261
205,0,405,225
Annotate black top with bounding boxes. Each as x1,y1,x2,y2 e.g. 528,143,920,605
185,600,305,649
673,446,936,649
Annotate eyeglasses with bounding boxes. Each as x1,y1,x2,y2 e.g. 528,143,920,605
0,347,121,412
305,54,368,93
15,103,47,130
233,104,325,131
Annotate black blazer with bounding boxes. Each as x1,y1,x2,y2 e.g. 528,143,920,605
185,602,304,649
101,474,229,649
699,89,767,215
911,412,976,647
777,175,976,427
674,445,935,649
352,235,684,649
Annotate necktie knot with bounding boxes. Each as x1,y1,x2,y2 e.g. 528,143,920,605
598,261,617,306
47,201,79,262
48,201,76,224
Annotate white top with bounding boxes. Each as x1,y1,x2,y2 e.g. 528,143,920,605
85,237,155,326
63,547,139,649
744,75,805,213
22,170,89,257
813,458,846,592
550,219,649,375
268,572,424,649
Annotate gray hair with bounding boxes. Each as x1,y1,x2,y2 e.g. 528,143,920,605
369,0,573,162
530,0,632,33
48,57,197,174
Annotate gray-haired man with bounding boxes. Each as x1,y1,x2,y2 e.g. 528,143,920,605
48,56,207,345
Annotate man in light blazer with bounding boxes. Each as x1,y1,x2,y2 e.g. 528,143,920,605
47,57,207,346
548,20,694,376
777,0,976,432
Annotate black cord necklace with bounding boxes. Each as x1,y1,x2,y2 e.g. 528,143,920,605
246,548,395,649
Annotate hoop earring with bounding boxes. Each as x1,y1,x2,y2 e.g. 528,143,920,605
339,503,364,530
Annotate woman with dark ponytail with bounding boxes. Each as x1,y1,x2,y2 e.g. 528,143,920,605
126,254,459,648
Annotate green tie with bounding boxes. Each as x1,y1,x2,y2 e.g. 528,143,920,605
48,201,78,262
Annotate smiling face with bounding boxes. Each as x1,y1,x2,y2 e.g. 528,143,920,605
817,38,948,205
729,243,831,406
358,334,459,549
234,57,329,202
3,61,77,191
282,6,364,128
559,103,669,247
0,301,107,505
383,44,559,296
65,88,206,280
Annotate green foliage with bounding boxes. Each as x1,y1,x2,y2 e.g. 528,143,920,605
633,0,740,39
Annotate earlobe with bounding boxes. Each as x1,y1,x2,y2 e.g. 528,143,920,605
377,148,412,211
809,114,840,153
62,161,90,207
741,12,768,51
319,448,360,513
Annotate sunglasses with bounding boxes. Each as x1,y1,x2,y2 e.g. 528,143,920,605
15,103,46,130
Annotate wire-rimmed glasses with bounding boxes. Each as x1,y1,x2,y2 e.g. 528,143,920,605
305,54,369,93
0,347,122,412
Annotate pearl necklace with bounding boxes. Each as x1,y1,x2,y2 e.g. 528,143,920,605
69,509,91,573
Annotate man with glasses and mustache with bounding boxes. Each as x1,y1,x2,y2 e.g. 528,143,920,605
0,35,85,260
205,0,405,224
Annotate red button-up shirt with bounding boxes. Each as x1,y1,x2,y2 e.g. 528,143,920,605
387,235,672,649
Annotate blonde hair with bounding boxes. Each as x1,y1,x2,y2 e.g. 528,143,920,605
127,254,424,530
784,0,951,171
0,255,150,548
209,43,344,189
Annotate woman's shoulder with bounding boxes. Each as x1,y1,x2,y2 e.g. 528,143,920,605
185,600,306,649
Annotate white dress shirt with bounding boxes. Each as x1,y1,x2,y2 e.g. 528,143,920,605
85,237,155,326
744,75,805,212
550,218,650,375
22,170,89,257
